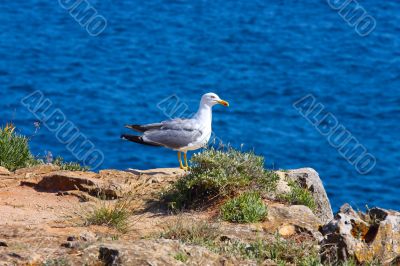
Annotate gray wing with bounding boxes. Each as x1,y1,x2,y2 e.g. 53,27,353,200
126,118,194,133
142,119,203,149
125,122,163,132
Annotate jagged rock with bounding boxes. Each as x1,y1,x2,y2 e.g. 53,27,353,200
33,170,111,197
284,168,333,224
0,167,10,176
320,204,400,264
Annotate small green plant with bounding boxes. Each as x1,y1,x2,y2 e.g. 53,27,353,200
42,258,70,266
339,257,357,266
279,180,316,211
364,258,383,266
174,252,189,263
0,124,89,171
85,197,132,233
53,156,89,171
164,147,279,209
0,124,37,171
220,192,267,223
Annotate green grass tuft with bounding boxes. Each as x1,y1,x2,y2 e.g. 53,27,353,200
53,156,89,171
84,198,132,233
0,124,38,171
279,180,317,211
220,191,267,223
42,258,70,266
174,252,189,263
164,147,279,210
222,236,320,265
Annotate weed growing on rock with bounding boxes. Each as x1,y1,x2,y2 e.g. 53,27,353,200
338,257,357,266
222,236,320,265
161,220,320,265
84,197,133,233
164,147,279,210
0,124,37,171
53,156,89,171
174,252,189,263
220,191,267,223
279,180,316,211
160,218,219,249
42,257,71,266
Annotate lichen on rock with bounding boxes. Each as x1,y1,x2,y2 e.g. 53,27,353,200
320,203,400,264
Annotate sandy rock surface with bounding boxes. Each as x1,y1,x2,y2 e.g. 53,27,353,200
3,165,388,265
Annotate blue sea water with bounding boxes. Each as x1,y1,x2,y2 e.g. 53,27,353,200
0,1,399,211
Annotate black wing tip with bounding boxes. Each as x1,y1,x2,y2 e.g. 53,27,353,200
121,134,140,141
121,134,161,147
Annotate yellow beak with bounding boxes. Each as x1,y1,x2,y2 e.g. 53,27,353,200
217,100,229,107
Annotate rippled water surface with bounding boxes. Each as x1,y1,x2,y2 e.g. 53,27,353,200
1,1,399,210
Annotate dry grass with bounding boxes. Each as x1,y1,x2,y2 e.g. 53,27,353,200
82,195,135,233
160,218,321,265
160,218,220,248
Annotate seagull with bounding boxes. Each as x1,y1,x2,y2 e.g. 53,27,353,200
121,92,229,170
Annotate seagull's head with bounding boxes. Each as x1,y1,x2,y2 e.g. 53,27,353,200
201,92,229,107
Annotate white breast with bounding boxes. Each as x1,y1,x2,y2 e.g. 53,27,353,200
181,127,212,152
179,101,213,152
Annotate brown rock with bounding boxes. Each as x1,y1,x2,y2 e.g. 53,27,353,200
320,204,400,264
34,170,108,196
30,168,185,200
82,239,240,265
278,224,296,237
15,164,60,176
0,167,10,176
265,203,322,239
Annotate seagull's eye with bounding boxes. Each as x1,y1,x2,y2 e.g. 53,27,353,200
210,96,216,99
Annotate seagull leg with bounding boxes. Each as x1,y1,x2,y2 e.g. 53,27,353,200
177,152,185,170
184,152,190,170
